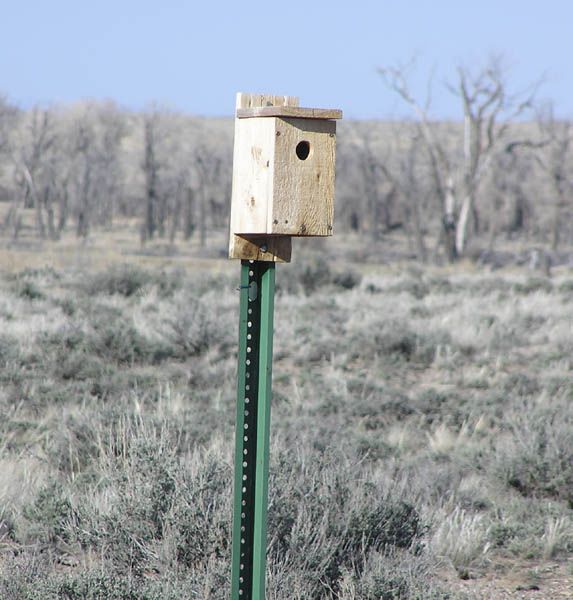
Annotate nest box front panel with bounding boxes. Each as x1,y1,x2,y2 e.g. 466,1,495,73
271,118,336,236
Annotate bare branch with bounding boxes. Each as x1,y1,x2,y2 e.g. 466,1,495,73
378,54,543,258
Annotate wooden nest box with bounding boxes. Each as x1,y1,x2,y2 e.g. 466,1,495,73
229,93,342,262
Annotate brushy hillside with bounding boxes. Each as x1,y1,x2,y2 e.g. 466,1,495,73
0,248,572,598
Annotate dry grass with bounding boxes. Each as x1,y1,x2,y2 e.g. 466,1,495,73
0,232,572,598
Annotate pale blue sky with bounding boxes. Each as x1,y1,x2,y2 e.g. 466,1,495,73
1,0,571,119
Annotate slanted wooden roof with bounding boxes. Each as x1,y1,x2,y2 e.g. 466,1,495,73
236,106,342,120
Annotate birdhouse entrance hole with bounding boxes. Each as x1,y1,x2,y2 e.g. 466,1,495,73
295,140,311,160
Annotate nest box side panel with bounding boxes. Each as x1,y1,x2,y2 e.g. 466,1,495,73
229,93,296,262
271,118,336,236
230,117,276,236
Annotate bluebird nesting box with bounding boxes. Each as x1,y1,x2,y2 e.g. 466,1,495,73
229,93,342,262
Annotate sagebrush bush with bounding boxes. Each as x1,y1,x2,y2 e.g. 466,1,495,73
276,256,362,295
18,418,232,579
492,400,573,505
82,264,154,298
2,262,573,597
0,554,202,600
266,447,424,596
90,316,172,365
41,412,102,475
348,318,452,365
0,333,18,367
388,278,430,299
41,311,174,373
169,457,231,569
164,296,234,359
342,551,454,600
512,277,553,295
15,280,45,301
22,481,76,546
430,507,491,577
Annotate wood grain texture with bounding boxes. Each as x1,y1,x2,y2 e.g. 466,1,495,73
229,94,298,261
235,93,299,110
230,116,276,236
230,235,292,262
271,117,336,236
230,93,340,259
236,106,342,120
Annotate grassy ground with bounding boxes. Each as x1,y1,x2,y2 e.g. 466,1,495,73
0,232,572,598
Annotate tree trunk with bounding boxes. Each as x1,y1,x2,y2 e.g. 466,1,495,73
144,190,156,242
443,216,457,263
169,187,182,244
143,117,159,242
24,187,34,209
183,187,195,240
455,193,473,256
471,203,480,235
366,190,379,241
349,211,360,232
381,186,397,232
45,189,58,241
76,164,91,238
58,189,68,234
551,201,562,251
20,165,45,239
5,201,22,242
412,196,427,263
487,225,497,253
157,194,167,238
443,177,457,262
551,175,566,251
199,190,206,247
35,192,46,239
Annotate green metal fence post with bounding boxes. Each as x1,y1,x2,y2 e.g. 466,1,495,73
231,260,276,600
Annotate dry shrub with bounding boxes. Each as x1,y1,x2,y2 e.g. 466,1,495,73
267,447,424,596
492,397,573,505
430,507,491,577
276,257,361,296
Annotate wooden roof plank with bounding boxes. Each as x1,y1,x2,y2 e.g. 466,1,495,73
236,106,342,120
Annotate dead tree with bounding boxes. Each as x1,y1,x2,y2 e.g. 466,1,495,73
194,147,223,247
343,123,398,240
183,187,196,240
400,132,428,262
379,56,539,261
69,117,95,238
65,103,126,238
141,109,196,244
536,104,572,250
142,111,161,242
9,107,58,240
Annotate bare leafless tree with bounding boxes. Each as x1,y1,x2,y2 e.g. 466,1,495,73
142,110,161,242
379,56,539,260
141,109,206,245
182,186,196,240
194,145,225,247
65,102,126,238
350,122,398,240
8,107,59,239
0,96,19,233
535,103,573,250
0,96,19,157
398,131,429,262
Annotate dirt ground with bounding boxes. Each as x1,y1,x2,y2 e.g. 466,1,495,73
440,557,573,599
